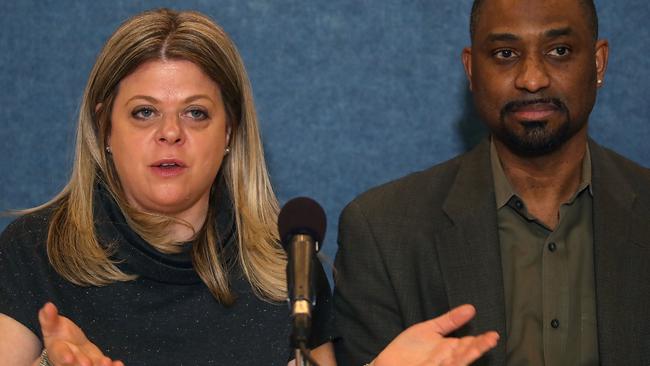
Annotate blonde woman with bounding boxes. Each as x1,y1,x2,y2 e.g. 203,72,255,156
0,9,335,365
0,8,500,366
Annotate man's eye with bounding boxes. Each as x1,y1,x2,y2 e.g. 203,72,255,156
548,46,570,57
494,49,516,59
132,107,155,119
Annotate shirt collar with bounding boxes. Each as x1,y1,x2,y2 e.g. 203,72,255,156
490,137,593,210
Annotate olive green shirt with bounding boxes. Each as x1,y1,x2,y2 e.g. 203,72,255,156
490,141,599,366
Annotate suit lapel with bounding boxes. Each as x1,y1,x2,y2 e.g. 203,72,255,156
437,140,507,365
589,141,643,364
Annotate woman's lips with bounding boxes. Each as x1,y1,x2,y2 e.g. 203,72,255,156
151,165,186,177
150,159,187,178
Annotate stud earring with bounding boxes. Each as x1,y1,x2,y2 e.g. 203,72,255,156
106,146,112,154
597,79,603,85
224,147,230,155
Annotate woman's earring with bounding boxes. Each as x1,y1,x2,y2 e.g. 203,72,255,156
106,146,112,154
224,147,230,155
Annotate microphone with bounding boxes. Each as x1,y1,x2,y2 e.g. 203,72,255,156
278,197,326,348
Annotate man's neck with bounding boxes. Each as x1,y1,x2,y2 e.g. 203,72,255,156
494,130,588,229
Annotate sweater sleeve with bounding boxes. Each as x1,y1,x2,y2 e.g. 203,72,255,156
0,212,54,339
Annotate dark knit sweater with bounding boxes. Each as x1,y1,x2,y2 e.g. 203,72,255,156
0,186,334,365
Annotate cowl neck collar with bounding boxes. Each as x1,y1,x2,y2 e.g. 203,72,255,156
93,181,236,285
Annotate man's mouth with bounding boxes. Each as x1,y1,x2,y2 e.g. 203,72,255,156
511,103,558,121
502,98,566,122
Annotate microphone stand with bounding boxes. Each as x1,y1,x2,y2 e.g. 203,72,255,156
294,343,314,366
289,233,317,366
278,196,328,366
292,299,315,365
295,349,306,366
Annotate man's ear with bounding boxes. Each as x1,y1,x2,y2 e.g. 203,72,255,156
595,39,609,88
461,47,474,91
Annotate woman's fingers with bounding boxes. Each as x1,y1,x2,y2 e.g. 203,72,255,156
47,341,76,365
38,303,122,366
39,302,84,342
427,304,476,336
47,341,118,366
38,302,61,337
375,305,499,366
445,331,500,365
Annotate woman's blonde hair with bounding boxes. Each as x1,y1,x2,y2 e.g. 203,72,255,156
30,8,286,304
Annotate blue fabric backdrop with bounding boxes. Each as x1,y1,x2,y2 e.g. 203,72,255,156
1,0,648,265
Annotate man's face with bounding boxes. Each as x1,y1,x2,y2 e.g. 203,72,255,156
462,0,608,156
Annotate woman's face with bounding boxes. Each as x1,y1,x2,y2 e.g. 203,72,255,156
107,59,229,220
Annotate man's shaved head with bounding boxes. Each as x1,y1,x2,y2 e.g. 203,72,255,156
469,0,599,41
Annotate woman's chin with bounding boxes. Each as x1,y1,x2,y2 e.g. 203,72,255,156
123,182,211,218
135,193,199,217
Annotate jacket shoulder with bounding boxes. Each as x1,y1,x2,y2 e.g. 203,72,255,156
591,142,650,189
601,146,649,179
345,153,467,221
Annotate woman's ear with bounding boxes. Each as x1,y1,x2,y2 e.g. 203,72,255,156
96,103,111,151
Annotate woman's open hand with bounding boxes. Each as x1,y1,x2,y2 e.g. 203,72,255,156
373,304,499,366
39,303,123,366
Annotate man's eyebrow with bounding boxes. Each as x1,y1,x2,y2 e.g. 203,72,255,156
484,27,573,43
544,27,573,38
486,33,520,43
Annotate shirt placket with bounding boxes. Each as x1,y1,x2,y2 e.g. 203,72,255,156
542,227,569,365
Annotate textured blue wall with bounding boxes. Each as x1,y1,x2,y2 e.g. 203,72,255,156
1,1,648,264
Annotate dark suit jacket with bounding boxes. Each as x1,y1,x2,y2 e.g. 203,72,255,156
333,138,650,365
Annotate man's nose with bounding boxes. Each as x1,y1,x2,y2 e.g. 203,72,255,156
514,54,551,93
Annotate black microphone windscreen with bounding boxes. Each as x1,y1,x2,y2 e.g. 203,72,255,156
278,197,326,250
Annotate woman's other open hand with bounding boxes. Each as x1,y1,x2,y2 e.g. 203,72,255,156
373,304,499,366
39,303,124,366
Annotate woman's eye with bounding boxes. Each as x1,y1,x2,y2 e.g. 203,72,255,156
132,107,155,119
186,108,208,120
548,46,570,57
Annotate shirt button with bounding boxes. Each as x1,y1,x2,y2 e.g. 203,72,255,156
514,199,523,210
551,319,560,329
548,242,557,252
